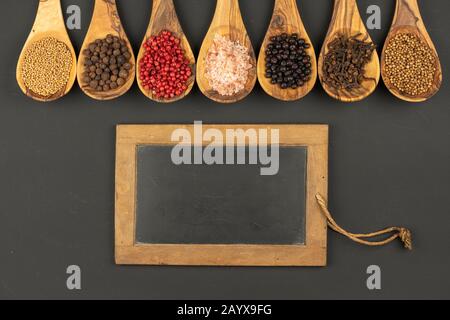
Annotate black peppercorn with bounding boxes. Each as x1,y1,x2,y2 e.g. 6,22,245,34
264,33,313,89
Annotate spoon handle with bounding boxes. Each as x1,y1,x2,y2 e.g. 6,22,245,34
272,0,300,23
392,0,421,28
274,0,297,9
213,0,243,28
91,0,124,36
330,0,361,31
33,0,65,32
148,0,180,34
333,0,357,9
332,0,358,15
151,0,176,19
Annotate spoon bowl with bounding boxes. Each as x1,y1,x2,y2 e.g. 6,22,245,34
318,0,380,102
381,0,442,102
257,0,317,101
136,0,195,103
16,0,77,102
197,0,257,103
77,0,135,100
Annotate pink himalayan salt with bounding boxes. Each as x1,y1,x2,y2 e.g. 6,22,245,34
204,34,252,96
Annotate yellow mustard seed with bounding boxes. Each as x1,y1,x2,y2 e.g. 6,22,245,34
21,37,72,97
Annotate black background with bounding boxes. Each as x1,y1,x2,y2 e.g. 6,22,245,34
0,0,449,299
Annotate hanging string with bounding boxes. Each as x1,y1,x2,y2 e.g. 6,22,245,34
315,194,412,250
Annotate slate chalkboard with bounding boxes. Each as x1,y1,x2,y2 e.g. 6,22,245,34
135,146,307,245
115,124,328,266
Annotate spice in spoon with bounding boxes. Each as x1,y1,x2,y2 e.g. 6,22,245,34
139,30,192,100
21,37,72,98
81,34,133,92
383,33,436,97
264,33,312,89
322,34,376,91
204,34,252,96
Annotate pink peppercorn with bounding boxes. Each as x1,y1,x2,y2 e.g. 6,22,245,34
139,30,192,99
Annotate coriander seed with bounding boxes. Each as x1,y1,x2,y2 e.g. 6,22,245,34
383,33,436,97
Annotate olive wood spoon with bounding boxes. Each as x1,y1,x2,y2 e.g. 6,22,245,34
318,0,380,102
257,0,317,101
197,0,257,103
381,0,442,102
77,0,135,100
17,0,77,102
136,0,195,103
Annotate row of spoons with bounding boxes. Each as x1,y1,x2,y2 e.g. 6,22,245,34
17,0,442,103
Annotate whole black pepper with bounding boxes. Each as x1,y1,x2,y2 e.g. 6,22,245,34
82,34,132,92
264,33,313,89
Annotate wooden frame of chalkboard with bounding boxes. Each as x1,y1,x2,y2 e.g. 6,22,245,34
115,124,328,266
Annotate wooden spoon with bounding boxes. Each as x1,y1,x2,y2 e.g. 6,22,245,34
318,0,380,102
77,0,135,100
16,0,77,102
136,0,195,103
257,0,317,101
197,0,257,103
381,0,442,102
